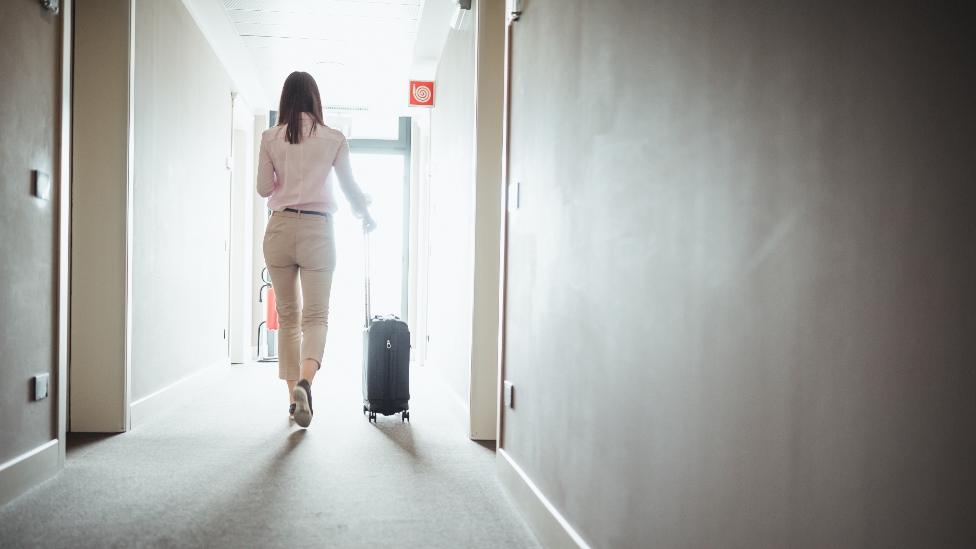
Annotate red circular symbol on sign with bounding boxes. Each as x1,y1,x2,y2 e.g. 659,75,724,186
413,84,431,103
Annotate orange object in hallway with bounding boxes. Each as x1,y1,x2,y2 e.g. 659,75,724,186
266,287,279,331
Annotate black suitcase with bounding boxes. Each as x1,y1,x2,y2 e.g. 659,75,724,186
362,316,410,422
360,230,411,423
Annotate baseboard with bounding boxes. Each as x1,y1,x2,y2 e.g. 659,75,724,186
0,439,60,508
129,360,229,428
497,448,591,549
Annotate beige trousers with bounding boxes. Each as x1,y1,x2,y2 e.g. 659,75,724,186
263,210,337,381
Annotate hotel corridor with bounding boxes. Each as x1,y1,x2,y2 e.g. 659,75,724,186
3,1,975,547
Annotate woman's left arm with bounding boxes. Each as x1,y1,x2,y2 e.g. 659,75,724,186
334,139,370,217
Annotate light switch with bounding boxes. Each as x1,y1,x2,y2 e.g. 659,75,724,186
34,373,50,401
32,170,51,201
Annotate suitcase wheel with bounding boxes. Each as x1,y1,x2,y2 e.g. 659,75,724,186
401,411,410,422
368,411,377,423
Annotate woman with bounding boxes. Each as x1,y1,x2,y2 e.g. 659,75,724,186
257,71,376,428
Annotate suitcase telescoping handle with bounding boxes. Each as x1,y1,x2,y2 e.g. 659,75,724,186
363,225,371,327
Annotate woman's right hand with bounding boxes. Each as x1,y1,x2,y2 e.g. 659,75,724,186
362,213,378,233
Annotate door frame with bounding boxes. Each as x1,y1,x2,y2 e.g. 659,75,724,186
57,0,74,468
496,0,515,451
227,94,256,364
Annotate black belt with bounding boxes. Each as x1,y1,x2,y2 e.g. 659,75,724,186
283,207,327,217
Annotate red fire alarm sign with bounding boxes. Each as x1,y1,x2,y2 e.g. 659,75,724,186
409,80,435,107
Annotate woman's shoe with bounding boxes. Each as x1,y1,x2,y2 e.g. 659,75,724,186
292,379,313,428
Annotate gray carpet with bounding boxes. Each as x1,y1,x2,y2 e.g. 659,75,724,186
0,363,539,549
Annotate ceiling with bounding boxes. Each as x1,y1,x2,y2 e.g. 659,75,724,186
221,0,426,123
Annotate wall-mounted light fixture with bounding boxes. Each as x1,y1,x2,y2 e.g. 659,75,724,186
507,0,523,22
451,0,472,30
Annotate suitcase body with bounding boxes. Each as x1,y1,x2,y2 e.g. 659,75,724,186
362,315,410,422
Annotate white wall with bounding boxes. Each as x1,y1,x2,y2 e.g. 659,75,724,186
425,8,477,416
229,94,255,364
130,0,235,403
69,0,266,432
422,0,505,440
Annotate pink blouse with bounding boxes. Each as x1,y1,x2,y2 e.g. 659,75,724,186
256,113,368,216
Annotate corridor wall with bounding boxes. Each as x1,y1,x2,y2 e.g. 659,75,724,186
129,0,235,407
0,0,66,504
500,1,976,547
426,11,477,416
424,0,505,441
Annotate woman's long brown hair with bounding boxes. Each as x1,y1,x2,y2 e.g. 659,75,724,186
277,71,325,144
